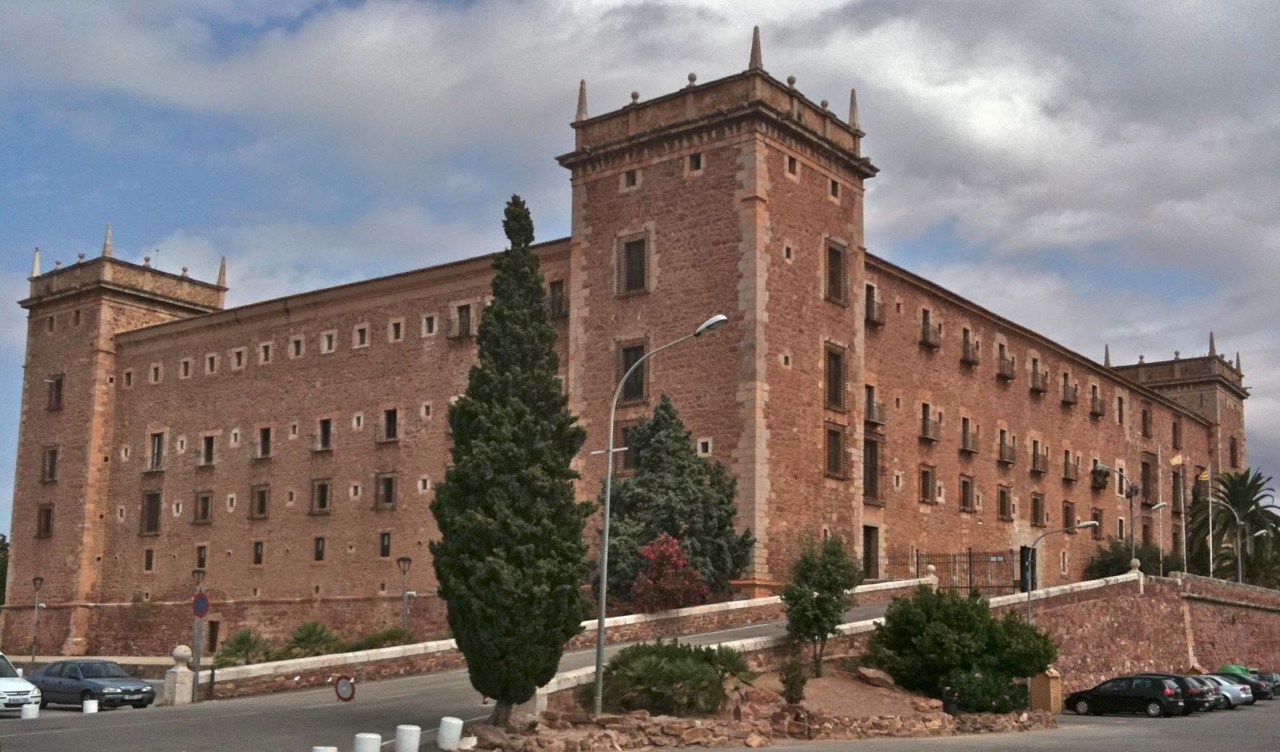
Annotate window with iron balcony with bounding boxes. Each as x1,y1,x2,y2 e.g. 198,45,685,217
996,346,1015,381
919,313,941,349
1061,379,1079,406
1062,451,1079,482
864,387,886,427
919,404,940,442
864,284,885,326
998,432,1016,465
997,486,1013,521
959,418,979,454
1030,368,1048,394
1089,386,1106,417
960,331,981,366
1031,442,1048,474
548,279,568,320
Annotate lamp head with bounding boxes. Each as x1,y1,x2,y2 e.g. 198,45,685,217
396,556,413,575
1075,520,1100,530
1095,462,1113,472
1151,502,1168,512
693,314,728,337
192,568,206,587
32,576,44,591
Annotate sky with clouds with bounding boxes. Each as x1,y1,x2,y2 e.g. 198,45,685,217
1,0,1277,535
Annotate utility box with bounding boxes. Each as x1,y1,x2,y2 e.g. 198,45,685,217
1030,668,1062,712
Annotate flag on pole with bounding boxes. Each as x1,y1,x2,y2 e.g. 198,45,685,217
1197,470,1211,481
1170,454,1184,467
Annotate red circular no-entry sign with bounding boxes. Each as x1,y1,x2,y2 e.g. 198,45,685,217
335,675,356,702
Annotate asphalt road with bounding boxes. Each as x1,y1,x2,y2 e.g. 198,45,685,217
0,601,890,751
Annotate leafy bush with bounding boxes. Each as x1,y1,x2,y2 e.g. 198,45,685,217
346,627,415,652
865,586,1056,707
778,657,808,704
630,533,711,613
1083,536,1180,579
945,669,1028,713
280,620,344,659
213,628,275,668
601,640,755,716
781,535,863,676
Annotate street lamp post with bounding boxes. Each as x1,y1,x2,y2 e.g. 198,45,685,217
191,568,206,704
1150,502,1167,576
30,576,43,665
1096,464,1140,562
396,556,413,631
593,313,728,715
1025,521,1098,623
1208,499,1246,583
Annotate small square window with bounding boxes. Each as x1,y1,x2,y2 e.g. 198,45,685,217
250,485,270,519
205,355,218,374
231,348,247,370
149,364,162,384
624,169,638,188
194,493,212,524
290,336,305,358
321,331,337,354
688,153,702,172
376,473,397,509
123,370,135,388
311,479,332,515
259,342,273,364
697,438,713,457
353,324,369,348
389,319,404,342
179,359,192,379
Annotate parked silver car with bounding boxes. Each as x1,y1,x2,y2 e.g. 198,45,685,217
1201,674,1253,708
27,660,155,709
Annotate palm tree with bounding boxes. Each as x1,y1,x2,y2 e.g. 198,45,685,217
1186,469,1279,582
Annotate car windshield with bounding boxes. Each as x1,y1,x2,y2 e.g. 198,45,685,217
79,662,132,679
0,656,18,679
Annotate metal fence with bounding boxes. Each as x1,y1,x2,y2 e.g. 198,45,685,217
883,548,1023,595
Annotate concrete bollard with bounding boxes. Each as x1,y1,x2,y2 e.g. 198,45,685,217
21,703,39,720
353,732,381,752
82,698,99,713
395,724,422,752
438,716,464,750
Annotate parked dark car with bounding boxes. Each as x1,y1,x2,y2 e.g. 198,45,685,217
1136,674,1213,714
1249,670,1280,693
1067,675,1185,718
1211,672,1274,700
27,660,155,709
1185,675,1222,711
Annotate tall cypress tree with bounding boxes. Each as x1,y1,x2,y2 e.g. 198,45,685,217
430,196,589,727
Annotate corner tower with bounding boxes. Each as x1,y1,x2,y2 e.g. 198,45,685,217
558,30,877,591
8,230,224,655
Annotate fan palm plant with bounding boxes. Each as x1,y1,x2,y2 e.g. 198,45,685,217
1186,469,1278,582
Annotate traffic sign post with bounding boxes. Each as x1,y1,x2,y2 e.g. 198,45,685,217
192,591,211,704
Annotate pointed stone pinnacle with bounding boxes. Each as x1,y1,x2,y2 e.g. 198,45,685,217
31,246,41,277
749,26,763,70
1209,331,1217,358
1104,344,1111,368
1235,352,1242,371
575,79,588,122
102,223,113,257
848,87,860,129
216,257,227,287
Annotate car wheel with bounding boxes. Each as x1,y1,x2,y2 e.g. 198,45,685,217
1073,699,1091,715
38,697,47,709
131,702,149,709
1223,697,1235,709
1145,701,1164,718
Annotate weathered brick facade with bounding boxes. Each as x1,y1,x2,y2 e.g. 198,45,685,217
4,42,1247,657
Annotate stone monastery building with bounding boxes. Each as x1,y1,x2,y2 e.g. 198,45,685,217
5,33,1248,656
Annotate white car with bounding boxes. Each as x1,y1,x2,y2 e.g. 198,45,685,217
1201,674,1253,708
0,652,42,711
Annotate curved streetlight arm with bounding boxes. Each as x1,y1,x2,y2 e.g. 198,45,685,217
1026,521,1097,622
594,314,727,714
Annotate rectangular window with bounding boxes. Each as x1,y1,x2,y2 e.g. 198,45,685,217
144,548,154,572
548,279,568,319
422,315,436,336
1031,494,1045,527
829,178,841,198
1117,396,1126,424
919,465,935,503
1117,517,1126,540
864,283,884,325
253,541,264,566
453,304,473,338
291,336,304,358
825,243,847,305
383,408,399,441
389,320,403,342
379,532,392,558
316,418,333,451
619,344,646,402
825,424,846,479
313,537,326,562
1141,408,1152,437
620,239,647,294
825,345,846,410
321,332,336,353
206,354,218,374
787,155,798,175
36,504,53,538
194,493,211,524
376,473,396,509
196,545,207,569
960,476,975,512
180,359,192,378
1172,419,1183,449
615,423,640,474
960,417,977,453
1091,508,1104,540
624,169,637,188
1230,437,1240,469
142,492,162,535
47,375,64,410
258,427,272,458
259,342,272,364
251,485,270,519
863,438,882,500
41,446,59,482
200,435,215,466
354,325,369,348
997,485,1012,521
231,348,245,370
124,369,135,387
688,152,702,172
1063,500,1076,531
149,432,165,471
311,480,331,515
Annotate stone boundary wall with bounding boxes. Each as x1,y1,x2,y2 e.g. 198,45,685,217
201,578,931,699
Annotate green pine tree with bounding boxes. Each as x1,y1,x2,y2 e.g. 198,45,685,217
430,196,590,728
606,394,754,600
